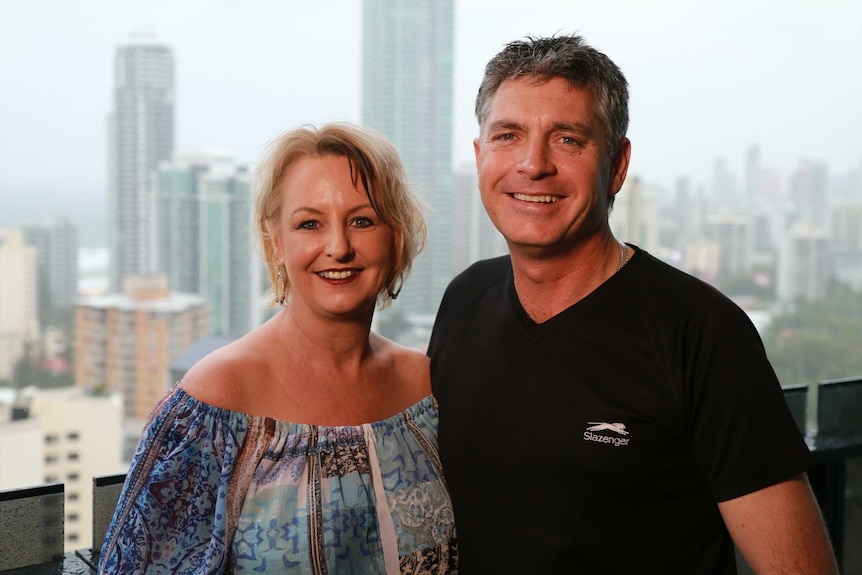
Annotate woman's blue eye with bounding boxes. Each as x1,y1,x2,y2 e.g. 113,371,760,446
354,216,374,228
299,220,318,229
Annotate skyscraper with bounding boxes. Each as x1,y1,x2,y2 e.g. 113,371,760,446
157,151,258,336
107,37,175,291
610,177,660,252
22,216,79,327
831,204,862,290
0,229,39,382
705,211,755,281
362,0,454,317
788,160,829,231
777,223,831,304
450,165,506,277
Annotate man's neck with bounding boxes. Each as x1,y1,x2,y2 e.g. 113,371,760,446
509,234,623,323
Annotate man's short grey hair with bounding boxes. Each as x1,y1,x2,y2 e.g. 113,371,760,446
475,34,629,154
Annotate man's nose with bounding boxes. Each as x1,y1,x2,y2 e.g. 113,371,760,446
517,138,556,179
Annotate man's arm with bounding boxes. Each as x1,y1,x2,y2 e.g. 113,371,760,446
718,473,838,574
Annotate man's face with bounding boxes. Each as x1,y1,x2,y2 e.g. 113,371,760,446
474,76,629,256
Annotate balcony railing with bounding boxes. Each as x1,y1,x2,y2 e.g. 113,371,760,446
2,377,861,574
0,474,124,574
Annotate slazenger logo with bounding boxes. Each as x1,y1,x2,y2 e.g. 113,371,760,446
584,422,630,447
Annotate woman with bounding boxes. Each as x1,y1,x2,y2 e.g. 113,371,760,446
99,123,458,574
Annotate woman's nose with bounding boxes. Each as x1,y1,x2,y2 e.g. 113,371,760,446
326,227,354,261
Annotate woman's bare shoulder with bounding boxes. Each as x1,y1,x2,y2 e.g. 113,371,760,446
180,329,272,412
373,333,431,398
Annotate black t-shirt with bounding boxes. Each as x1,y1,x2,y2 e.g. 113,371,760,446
428,248,812,575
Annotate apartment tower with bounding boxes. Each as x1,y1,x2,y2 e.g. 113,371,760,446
107,37,175,291
74,275,209,458
22,216,79,327
0,229,39,382
362,0,455,318
157,151,258,337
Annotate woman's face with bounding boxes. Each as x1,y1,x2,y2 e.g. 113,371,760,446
272,154,393,320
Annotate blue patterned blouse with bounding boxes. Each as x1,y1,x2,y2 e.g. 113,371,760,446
99,385,458,574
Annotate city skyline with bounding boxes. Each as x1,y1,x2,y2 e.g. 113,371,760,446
1,4,861,561
1,0,860,215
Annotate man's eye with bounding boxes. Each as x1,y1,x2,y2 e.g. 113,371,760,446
298,220,318,230
561,136,579,145
353,216,374,228
496,133,515,141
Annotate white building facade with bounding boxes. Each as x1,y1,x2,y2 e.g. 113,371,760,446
0,229,39,382
29,388,125,551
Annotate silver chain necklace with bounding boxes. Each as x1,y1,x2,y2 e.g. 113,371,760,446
616,241,630,273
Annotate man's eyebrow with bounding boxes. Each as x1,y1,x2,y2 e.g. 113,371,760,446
485,120,523,133
485,119,596,137
551,121,595,137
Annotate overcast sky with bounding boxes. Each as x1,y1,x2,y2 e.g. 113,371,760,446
1,0,861,206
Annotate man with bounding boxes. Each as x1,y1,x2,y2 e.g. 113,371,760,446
428,34,837,574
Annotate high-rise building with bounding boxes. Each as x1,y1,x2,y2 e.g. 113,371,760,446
831,161,862,205
705,211,755,281
22,216,79,327
683,235,722,285
0,229,39,382
711,156,739,208
745,144,761,200
157,151,258,336
788,160,829,230
449,165,506,278
107,37,175,291
362,0,455,317
74,275,209,458
831,204,862,290
777,223,831,303
610,177,660,251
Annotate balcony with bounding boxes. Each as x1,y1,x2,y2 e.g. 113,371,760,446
0,474,123,574
2,378,861,574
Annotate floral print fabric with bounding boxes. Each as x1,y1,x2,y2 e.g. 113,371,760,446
99,386,457,575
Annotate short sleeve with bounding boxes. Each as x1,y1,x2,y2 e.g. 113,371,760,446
680,292,812,501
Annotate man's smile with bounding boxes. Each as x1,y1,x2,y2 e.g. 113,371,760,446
512,193,561,203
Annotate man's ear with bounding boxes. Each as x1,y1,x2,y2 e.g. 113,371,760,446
609,137,631,197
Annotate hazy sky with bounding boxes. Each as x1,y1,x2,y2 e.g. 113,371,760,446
1,0,861,206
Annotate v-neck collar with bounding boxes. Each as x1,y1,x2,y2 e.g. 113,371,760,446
507,245,638,340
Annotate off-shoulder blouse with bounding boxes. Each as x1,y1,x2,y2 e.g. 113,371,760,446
99,385,458,574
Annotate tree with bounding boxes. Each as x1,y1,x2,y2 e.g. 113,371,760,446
764,281,862,386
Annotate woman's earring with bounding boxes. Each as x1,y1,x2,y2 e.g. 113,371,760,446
276,265,287,305
387,275,403,300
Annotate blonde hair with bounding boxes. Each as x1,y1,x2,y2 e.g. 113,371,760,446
254,122,426,308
